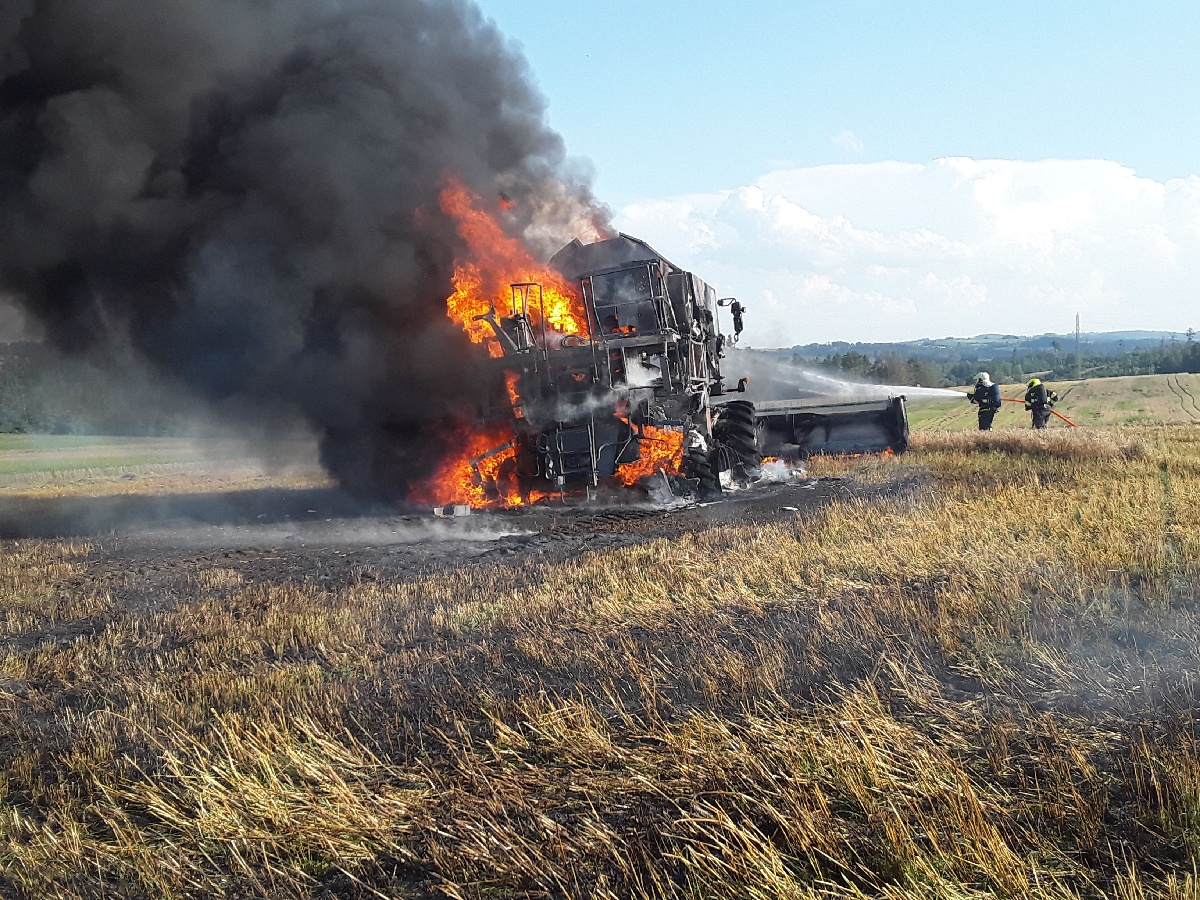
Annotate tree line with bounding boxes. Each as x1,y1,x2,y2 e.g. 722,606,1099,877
0,342,196,435
808,330,1200,387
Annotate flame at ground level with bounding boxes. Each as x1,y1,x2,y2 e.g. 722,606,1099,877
407,423,531,509
409,422,686,508
614,427,685,486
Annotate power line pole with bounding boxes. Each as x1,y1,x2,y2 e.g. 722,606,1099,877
1075,313,1081,377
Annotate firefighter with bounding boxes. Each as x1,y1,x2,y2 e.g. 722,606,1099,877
1024,378,1058,429
966,372,1001,430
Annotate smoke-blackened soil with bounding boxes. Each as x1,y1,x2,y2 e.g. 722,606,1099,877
1,477,912,636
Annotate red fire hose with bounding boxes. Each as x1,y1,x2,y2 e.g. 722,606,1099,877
1000,397,1079,427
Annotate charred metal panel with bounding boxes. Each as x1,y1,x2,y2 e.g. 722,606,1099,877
550,233,681,282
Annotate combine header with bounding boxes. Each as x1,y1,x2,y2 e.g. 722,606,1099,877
464,232,908,502
755,396,910,457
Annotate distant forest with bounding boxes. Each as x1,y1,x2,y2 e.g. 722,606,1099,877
0,342,193,434
793,330,1200,387
0,338,303,437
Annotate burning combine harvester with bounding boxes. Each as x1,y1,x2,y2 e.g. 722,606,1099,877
422,188,908,507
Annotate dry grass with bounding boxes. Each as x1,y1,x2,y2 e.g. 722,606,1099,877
911,427,1149,461
906,373,1200,430
3,426,1200,897
0,434,327,498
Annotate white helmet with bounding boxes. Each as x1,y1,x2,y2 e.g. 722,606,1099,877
975,372,991,384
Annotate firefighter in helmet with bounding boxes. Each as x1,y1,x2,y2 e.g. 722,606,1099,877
966,371,1002,431
1024,378,1058,429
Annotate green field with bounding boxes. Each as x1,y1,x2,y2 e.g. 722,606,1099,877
908,371,1200,430
0,434,325,496
0,435,259,476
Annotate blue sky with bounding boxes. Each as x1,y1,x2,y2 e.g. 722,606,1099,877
480,1,1200,206
478,2,1200,345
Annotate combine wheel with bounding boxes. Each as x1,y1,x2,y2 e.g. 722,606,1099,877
714,400,762,481
683,445,722,500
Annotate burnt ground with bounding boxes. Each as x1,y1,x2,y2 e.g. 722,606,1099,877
0,476,914,615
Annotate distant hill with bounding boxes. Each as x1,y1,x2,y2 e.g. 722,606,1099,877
739,329,1200,389
765,330,1190,363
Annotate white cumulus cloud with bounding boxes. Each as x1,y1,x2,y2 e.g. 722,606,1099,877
617,158,1200,345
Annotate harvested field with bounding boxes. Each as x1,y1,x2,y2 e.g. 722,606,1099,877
2,427,1200,898
907,372,1200,430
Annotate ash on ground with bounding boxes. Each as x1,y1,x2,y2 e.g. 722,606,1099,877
0,474,907,619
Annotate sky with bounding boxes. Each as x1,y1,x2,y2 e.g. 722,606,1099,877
477,0,1200,347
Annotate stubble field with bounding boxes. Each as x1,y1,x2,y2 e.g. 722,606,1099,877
1,424,1199,898
907,372,1200,430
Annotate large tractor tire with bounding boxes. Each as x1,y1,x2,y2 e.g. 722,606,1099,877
683,444,722,500
714,400,762,482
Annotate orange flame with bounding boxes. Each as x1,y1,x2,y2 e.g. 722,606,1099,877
410,179,594,509
505,371,521,410
414,179,679,509
614,427,685,486
407,422,550,509
440,180,588,347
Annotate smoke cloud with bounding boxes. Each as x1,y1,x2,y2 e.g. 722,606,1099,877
0,0,609,498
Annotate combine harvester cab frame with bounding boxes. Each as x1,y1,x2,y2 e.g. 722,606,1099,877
477,234,737,494
474,233,909,501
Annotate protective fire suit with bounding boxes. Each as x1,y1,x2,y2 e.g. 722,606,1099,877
1024,381,1058,429
967,378,1002,431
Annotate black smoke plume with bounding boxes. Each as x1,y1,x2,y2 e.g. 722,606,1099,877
0,0,609,497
